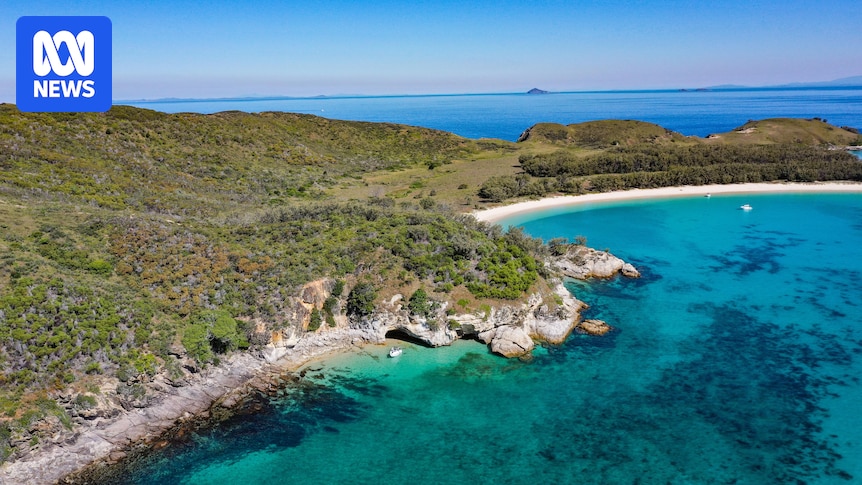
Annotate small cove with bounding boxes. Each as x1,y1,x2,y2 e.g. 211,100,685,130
102,192,862,484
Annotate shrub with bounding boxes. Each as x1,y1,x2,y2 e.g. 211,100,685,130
87,259,113,275
72,394,97,411
308,308,322,331
131,352,157,376
478,175,520,202
188,309,249,355
331,279,345,297
347,283,376,318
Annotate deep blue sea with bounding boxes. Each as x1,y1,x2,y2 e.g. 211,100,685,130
104,92,862,484
126,87,862,141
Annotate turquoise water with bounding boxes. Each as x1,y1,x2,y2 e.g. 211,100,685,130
851,150,862,159
108,193,862,484
126,87,862,140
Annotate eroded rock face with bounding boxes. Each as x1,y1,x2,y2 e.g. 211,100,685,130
350,299,459,348
526,288,587,344
486,325,535,357
552,246,641,279
353,282,586,358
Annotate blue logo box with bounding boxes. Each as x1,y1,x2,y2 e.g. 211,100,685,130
16,16,112,112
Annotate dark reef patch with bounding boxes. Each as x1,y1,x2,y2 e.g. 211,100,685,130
655,303,857,482
83,373,375,485
529,302,859,483
705,228,809,277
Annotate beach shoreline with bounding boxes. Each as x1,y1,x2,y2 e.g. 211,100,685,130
472,182,862,224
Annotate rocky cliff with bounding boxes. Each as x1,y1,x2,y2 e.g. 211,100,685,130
348,282,586,358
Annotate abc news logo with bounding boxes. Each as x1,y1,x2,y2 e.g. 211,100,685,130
33,30,96,98
16,16,112,112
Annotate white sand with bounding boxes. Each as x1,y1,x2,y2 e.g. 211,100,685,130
473,182,862,224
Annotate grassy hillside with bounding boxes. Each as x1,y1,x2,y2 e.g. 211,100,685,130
517,120,690,148
705,118,861,145
1,106,860,463
0,105,547,462
0,104,478,217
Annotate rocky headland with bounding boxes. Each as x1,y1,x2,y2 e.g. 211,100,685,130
1,251,638,485
551,245,641,280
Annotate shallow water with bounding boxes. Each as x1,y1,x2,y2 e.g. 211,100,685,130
107,193,862,484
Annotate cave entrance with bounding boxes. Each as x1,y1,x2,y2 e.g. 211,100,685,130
384,329,433,347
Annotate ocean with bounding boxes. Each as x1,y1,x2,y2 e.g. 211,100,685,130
126,87,862,141
101,92,862,484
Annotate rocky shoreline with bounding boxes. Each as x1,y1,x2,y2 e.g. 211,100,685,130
1,330,368,485
0,249,639,485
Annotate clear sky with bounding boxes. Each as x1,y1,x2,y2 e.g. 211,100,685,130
2,0,860,101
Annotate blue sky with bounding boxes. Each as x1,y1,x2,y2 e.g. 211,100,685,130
2,0,860,101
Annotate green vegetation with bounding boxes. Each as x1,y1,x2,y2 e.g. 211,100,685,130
518,120,687,147
308,308,323,332
0,104,858,464
0,105,533,459
481,135,862,202
408,288,431,317
347,283,377,318
0,104,478,218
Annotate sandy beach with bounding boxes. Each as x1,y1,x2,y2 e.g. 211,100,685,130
473,182,862,224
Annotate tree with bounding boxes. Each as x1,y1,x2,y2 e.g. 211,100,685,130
548,237,570,256
181,323,213,364
182,309,248,363
408,287,430,316
347,283,376,318
208,310,248,352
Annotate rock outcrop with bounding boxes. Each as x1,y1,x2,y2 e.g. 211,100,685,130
552,245,641,280
481,325,534,357
576,319,613,336
347,282,586,358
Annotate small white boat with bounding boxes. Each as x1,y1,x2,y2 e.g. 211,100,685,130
740,204,753,211
705,193,711,198
388,346,403,358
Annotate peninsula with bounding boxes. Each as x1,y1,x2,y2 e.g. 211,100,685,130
0,104,860,484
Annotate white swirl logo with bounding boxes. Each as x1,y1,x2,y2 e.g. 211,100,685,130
32,30,94,77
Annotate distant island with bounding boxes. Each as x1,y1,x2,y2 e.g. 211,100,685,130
697,75,862,91
527,88,549,94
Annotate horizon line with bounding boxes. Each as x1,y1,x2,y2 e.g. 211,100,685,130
116,84,862,105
